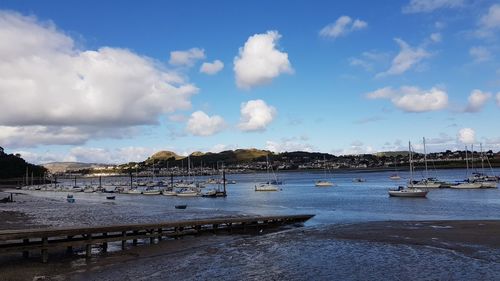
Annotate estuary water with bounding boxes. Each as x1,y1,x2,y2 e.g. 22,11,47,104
4,168,500,281
39,168,500,226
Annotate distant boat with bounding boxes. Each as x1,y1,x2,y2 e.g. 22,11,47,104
315,180,335,187
255,155,279,192
255,183,279,191
388,141,428,198
106,195,115,200
162,190,177,196
388,186,428,197
66,194,75,203
389,174,401,180
125,189,142,194
175,204,187,209
142,189,161,195
352,178,366,183
177,188,200,197
450,145,482,189
315,156,335,187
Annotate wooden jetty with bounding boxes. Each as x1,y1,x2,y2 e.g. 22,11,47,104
0,214,314,263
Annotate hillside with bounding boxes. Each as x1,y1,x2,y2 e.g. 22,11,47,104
0,150,47,180
43,162,108,173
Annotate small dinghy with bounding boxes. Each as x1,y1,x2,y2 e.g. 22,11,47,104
106,196,115,200
66,194,75,203
175,204,187,209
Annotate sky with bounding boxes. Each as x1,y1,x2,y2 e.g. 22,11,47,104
1,0,500,164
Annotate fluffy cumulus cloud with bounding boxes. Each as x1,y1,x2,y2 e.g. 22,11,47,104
457,128,475,144
18,146,159,164
169,48,205,66
366,86,448,112
319,16,367,39
266,139,314,153
186,111,226,136
378,38,430,77
402,0,464,13
233,31,293,89
238,99,276,132
0,11,198,148
469,46,492,62
464,89,491,112
199,59,224,75
476,4,500,38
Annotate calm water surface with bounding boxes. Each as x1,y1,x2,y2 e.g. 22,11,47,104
44,168,500,225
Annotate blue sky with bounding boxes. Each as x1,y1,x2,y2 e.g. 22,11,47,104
0,0,499,163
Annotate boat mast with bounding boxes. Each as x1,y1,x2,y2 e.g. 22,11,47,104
409,141,413,182
323,155,327,180
471,144,474,172
423,137,428,179
480,143,485,174
465,145,469,177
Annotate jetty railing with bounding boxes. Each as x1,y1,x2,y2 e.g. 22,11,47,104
0,214,314,263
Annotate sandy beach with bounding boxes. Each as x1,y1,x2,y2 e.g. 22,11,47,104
1,191,500,281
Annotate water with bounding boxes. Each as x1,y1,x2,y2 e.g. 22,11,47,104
34,168,500,226
4,168,500,280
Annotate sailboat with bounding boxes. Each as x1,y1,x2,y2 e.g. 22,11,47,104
315,156,335,187
389,158,401,180
408,137,443,189
255,155,279,191
388,141,428,198
450,145,482,189
469,143,499,188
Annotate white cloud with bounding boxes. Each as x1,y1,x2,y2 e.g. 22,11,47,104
496,92,500,107
469,46,492,62
366,86,448,112
169,48,205,66
233,30,293,89
18,146,159,164
336,141,375,155
200,59,224,75
377,38,430,77
266,138,314,153
457,128,475,144
319,16,367,39
402,0,464,13
238,99,276,132
186,111,226,136
430,32,442,43
464,89,491,112
208,144,237,153
0,11,198,148
349,51,389,72
479,4,500,30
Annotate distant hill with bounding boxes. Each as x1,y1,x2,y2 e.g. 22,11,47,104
43,162,108,173
148,151,184,161
145,148,272,167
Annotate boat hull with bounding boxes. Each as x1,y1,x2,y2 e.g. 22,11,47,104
388,189,428,197
255,184,278,191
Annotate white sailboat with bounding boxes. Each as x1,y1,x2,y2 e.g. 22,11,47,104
450,145,482,189
315,156,335,187
408,137,442,189
388,141,428,198
255,155,279,191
